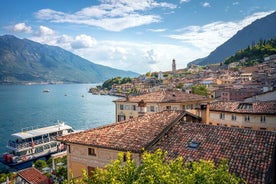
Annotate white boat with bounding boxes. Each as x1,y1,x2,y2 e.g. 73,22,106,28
0,121,74,168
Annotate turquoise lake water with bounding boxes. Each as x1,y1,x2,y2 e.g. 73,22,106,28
0,84,118,171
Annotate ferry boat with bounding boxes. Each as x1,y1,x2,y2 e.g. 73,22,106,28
0,121,74,169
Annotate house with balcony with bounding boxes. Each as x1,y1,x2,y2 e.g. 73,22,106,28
113,89,211,122
58,110,276,184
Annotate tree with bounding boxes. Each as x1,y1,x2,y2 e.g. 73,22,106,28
73,149,245,184
33,159,48,171
191,84,208,96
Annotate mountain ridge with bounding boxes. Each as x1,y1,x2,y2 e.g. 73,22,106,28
188,11,276,66
0,35,139,84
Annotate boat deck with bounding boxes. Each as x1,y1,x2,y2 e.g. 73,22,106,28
12,123,73,139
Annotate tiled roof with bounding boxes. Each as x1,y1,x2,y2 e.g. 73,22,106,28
149,123,276,184
17,167,48,184
210,101,276,114
113,90,209,103
58,110,185,153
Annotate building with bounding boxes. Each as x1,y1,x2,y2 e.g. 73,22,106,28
16,167,49,184
244,90,276,102
58,110,276,184
58,110,201,180
217,86,261,101
149,122,276,184
113,89,211,122
172,58,176,75
207,101,276,131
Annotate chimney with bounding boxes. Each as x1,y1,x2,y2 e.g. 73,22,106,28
138,100,147,117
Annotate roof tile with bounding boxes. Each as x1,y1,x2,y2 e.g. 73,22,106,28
149,123,276,184
58,110,184,152
114,90,209,103
17,167,48,184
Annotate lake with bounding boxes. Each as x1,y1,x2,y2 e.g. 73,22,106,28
0,84,118,171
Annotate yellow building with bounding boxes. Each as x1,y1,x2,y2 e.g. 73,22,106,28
113,89,212,122
57,111,200,180
207,101,276,131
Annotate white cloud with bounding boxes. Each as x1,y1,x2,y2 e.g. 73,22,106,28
71,40,200,73
36,26,55,36
12,23,32,33
148,28,166,32
180,0,190,3
34,0,177,32
202,2,211,8
168,11,273,56
71,34,97,49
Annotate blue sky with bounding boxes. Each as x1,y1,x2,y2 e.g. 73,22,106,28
0,0,275,74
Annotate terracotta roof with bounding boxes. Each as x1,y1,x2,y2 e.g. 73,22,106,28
17,167,48,184
113,90,209,103
210,101,276,114
149,123,276,184
58,110,185,153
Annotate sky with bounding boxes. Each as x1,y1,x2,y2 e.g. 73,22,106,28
0,0,275,74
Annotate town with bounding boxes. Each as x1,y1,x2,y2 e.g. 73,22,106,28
2,54,276,184
66,55,276,183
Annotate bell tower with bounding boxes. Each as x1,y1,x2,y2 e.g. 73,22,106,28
172,58,176,75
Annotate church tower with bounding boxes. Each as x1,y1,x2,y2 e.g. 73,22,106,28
172,58,176,75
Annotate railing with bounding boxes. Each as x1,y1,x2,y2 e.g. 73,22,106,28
8,136,58,149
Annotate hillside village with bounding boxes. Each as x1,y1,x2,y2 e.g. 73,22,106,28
91,54,276,102
2,55,276,184
63,54,276,184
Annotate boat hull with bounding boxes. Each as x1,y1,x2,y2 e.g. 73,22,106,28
0,151,54,170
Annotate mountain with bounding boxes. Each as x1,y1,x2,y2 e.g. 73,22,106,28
0,35,139,84
188,11,276,66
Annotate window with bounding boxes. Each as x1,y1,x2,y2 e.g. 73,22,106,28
244,115,250,122
118,115,126,122
260,115,266,123
132,105,136,111
119,104,124,110
231,114,236,121
166,106,171,110
88,148,96,156
150,106,155,112
188,142,200,149
238,103,253,110
123,153,127,162
220,113,225,120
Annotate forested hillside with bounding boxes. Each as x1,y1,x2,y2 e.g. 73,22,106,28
224,37,276,66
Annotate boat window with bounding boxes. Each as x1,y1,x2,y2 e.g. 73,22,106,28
35,146,44,153
19,150,27,156
33,136,42,141
50,132,57,137
50,142,57,148
44,144,50,150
